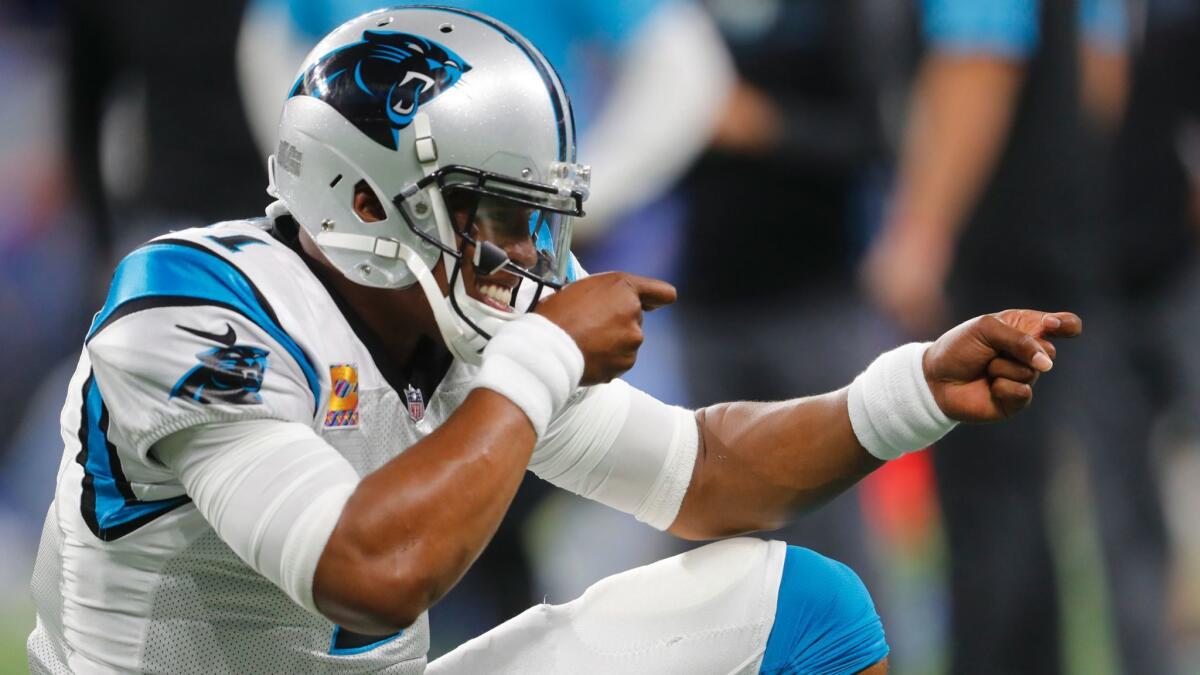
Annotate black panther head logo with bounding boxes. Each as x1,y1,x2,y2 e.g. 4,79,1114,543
289,30,472,150
170,323,270,405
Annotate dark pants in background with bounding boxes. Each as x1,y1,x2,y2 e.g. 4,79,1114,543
936,282,1179,675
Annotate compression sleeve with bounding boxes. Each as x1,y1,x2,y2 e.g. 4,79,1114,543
154,419,359,617
531,379,698,530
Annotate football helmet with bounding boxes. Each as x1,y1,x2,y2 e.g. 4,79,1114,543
269,6,589,364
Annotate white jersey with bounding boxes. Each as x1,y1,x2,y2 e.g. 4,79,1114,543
28,219,475,673
29,218,701,674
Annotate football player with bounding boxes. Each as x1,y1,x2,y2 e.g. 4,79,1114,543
28,7,1080,674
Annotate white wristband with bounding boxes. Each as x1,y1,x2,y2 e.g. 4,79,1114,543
470,313,584,437
847,342,958,461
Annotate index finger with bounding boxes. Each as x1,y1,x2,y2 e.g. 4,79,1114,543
623,274,677,311
1040,311,1083,338
977,315,1054,373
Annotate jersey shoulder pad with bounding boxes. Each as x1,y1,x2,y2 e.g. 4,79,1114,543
86,231,322,457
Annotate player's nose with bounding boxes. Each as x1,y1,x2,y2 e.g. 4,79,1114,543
504,237,538,269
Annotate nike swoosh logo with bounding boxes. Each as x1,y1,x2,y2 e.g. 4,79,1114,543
177,323,237,346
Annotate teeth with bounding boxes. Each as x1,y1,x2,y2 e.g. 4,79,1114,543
477,283,512,308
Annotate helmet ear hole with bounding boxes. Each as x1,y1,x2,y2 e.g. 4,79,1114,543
352,180,387,223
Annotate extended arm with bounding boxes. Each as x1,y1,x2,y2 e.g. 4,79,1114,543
670,390,873,539
533,308,1078,542
670,311,1080,540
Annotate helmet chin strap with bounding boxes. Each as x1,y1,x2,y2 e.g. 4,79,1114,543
313,229,489,365
398,243,490,365
313,112,517,365
414,111,516,361
414,112,478,339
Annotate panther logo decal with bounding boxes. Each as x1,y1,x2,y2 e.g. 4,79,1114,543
170,323,269,405
290,30,472,150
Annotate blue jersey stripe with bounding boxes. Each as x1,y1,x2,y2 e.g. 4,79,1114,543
88,240,321,413
328,625,404,655
76,373,191,541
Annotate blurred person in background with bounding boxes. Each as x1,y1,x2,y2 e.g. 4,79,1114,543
6,0,269,464
862,0,1181,673
0,0,268,575
66,0,267,256
1104,1,1200,415
236,0,733,653
1101,1,1200,665
676,0,914,662
0,0,91,565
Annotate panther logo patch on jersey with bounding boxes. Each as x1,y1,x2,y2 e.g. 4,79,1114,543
290,30,472,150
325,364,360,428
170,323,269,404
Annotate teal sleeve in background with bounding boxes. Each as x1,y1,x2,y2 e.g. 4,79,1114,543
921,0,1040,58
570,0,666,50
1079,0,1129,53
269,0,670,130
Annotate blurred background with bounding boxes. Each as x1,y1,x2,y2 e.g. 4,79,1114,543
2,0,1200,673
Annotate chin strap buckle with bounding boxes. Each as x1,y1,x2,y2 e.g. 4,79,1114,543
413,113,438,164
316,231,403,260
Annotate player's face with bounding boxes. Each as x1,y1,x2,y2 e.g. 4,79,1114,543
345,183,544,320
447,193,539,314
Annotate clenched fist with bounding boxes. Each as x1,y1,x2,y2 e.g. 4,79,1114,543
535,272,676,386
925,310,1083,423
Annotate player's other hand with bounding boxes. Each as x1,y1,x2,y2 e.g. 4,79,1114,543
535,272,676,386
924,310,1083,423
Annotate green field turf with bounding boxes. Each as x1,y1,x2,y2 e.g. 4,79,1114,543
0,598,32,673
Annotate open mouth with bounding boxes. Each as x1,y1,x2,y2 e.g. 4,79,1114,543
474,281,514,312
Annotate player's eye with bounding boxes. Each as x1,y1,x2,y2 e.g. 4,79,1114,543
475,213,528,241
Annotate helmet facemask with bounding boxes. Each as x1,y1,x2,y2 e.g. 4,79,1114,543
390,163,588,357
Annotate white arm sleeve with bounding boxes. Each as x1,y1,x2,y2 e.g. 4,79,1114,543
154,419,360,617
573,1,734,239
531,379,698,530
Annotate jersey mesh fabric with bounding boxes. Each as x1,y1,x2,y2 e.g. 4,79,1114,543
28,507,69,675
348,366,472,476
27,629,70,675
141,530,429,674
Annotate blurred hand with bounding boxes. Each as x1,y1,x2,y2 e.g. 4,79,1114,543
710,81,783,154
925,310,1083,423
860,219,954,338
535,272,676,385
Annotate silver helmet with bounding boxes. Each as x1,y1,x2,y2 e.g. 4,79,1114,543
269,6,589,363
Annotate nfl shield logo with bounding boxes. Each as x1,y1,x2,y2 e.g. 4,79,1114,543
404,384,425,422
